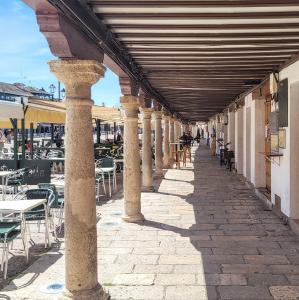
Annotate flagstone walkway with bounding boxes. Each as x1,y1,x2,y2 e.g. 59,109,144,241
2,143,299,299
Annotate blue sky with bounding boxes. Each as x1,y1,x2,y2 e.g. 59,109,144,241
0,0,121,107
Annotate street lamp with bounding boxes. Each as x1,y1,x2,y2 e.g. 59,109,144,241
49,84,56,99
60,88,65,99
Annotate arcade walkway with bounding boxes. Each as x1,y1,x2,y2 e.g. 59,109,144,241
2,143,299,299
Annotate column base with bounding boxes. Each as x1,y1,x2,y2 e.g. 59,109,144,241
141,186,155,192
59,284,110,300
122,212,145,223
154,172,164,178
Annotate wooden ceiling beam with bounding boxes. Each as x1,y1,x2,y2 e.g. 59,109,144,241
90,1,299,7
101,12,299,19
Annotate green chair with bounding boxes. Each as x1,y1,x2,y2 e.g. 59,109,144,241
0,221,26,279
37,183,64,208
38,183,64,233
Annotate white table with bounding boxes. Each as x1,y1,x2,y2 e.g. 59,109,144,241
0,170,15,201
0,199,46,213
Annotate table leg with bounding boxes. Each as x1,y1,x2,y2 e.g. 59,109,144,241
43,203,50,248
108,173,111,197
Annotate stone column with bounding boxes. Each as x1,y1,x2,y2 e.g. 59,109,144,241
121,96,144,222
169,117,175,165
154,110,163,177
140,108,154,191
235,107,244,174
174,119,179,142
163,115,170,168
228,110,235,151
216,117,222,154
49,59,108,300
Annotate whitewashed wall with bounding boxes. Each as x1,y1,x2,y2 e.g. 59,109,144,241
243,94,252,180
271,60,299,217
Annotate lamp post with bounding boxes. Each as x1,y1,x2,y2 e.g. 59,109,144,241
49,83,56,100
60,88,65,99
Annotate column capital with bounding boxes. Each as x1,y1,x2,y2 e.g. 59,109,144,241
162,113,171,121
140,107,153,119
153,110,163,119
120,95,140,117
49,59,105,86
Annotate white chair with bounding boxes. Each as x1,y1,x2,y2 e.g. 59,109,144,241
95,157,116,197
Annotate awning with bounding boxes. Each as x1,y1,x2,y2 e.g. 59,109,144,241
25,106,65,124
0,100,24,119
0,98,123,127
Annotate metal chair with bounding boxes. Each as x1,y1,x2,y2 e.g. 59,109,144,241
38,183,64,231
95,157,116,197
95,173,106,202
3,168,28,200
0,218,26,279
14,188,55,247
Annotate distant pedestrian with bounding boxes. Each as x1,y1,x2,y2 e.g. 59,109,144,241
116,131,123,143
0,129,6,152
6,130,12,144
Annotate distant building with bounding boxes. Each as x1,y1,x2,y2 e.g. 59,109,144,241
0,82,53,102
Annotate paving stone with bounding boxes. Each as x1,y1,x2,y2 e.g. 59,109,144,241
244,255,290,265
174,264,221,274
110,241,160,248
108,286,164,300
248,274,289,286
201,254,244,264
117,254,158,264
165,286,218,300
222,263,270,274
159,254,202,265
269,265,299,275
258,248,298,255
218,286,273,299
286,275,299,285
175,247,212,255
112,274,155,285
286,254,299,265
98,247,133,255
212,246,258,255
133,264,173,274
269,286,299,300
99,264,134,274
202,274,247,285
155,274,196,285
132,247,176,255
98,254,117,264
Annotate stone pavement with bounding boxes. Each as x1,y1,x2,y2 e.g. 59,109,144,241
2,143,299,299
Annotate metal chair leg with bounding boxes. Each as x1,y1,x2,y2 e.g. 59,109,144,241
1,242,5,272
4,242,8,279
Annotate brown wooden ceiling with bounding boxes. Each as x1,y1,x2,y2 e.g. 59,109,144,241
88,0,299,121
